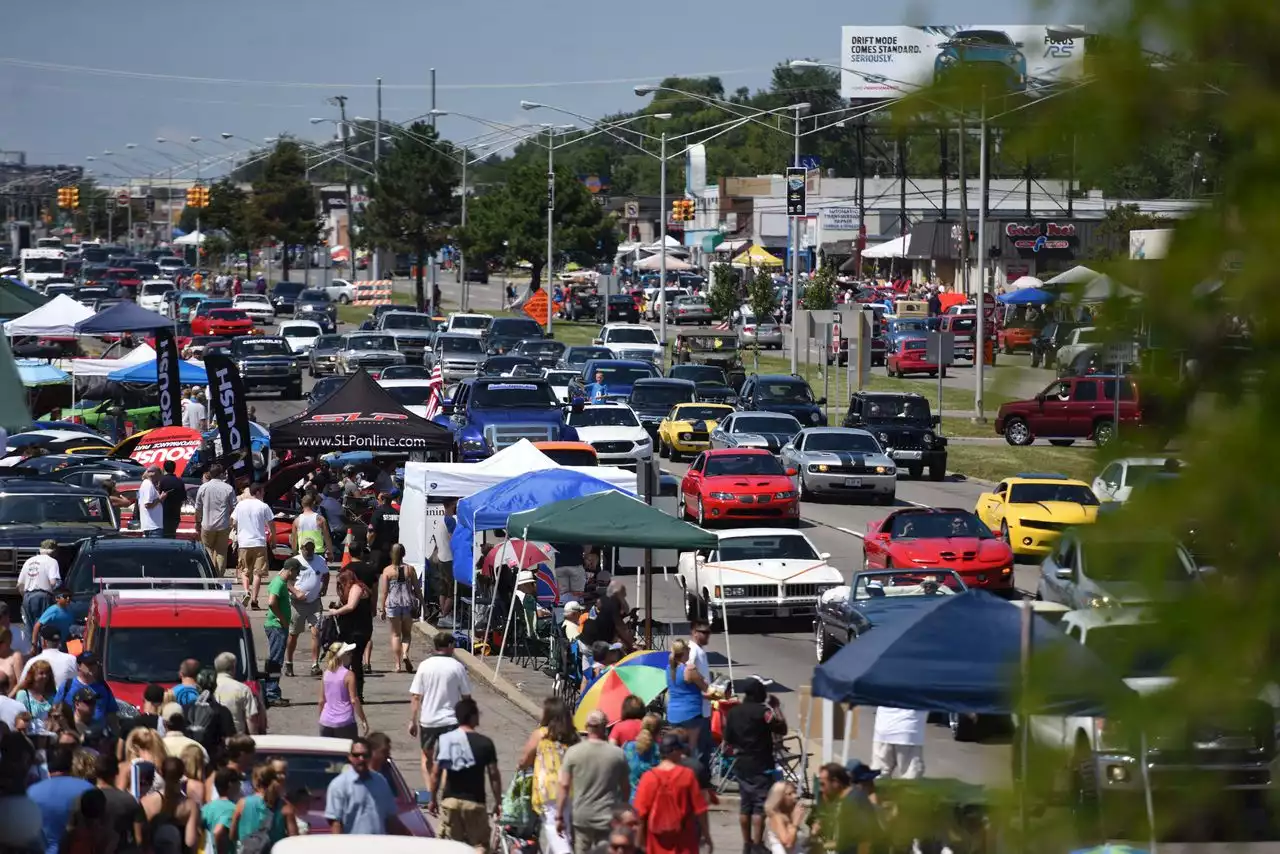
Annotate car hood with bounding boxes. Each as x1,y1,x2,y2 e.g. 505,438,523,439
575,425,649,444
297,302,334,312
757,403,822,424
888,537,1010,564
701,558,840,585
667,418,719,433
1012,502,1099,524
0,525,117,546
799,450,894,468
632,401,685,419
438,351,484,362
345,348,402,359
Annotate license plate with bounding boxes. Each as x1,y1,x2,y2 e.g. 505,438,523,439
895,450,923,460
844,478,862,487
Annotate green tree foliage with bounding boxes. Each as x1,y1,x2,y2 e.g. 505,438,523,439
745,267,776,329
1088,203,1167,261
802,263,837,311
203,179,264,269
252,140,320,282
361,123,460,311
706,263,737,320
458,163,615,289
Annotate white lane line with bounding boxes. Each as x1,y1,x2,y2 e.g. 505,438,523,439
836,527,864,540
901,498,930,508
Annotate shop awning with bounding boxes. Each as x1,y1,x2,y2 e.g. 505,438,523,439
507,490,717,550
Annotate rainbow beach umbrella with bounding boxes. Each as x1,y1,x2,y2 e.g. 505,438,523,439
613,649,671,670
573,664,669,731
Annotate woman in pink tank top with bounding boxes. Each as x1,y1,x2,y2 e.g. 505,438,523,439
316,641,367,738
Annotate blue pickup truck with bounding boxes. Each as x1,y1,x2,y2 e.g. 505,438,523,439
436,376,581,461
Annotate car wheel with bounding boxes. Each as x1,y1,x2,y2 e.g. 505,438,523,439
1003,343,1014,355
287,382,302,400
1004,417,1034,446
815,622,833,663
669,445,683,463
951,713,980,742
338,294,351,304
696,499,708,528
1000,521,1012,547
1048,439,1075,447
1093,421,1116,447
929,371,938,378
1071,748,1103,843
797,473,810,501
678,495,689,520
658,439,669,459
1030,351,1041,368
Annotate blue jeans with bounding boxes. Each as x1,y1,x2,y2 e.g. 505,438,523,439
21,591,52,635
264,626,287,667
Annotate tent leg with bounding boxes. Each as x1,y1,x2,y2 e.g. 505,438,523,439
493,535,533,682
716,562,733,687
1142,733,1158,854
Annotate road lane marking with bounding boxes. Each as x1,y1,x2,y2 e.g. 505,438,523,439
836,527,864,539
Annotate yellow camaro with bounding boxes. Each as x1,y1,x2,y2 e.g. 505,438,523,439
657,403,735,462
974,473,1100,557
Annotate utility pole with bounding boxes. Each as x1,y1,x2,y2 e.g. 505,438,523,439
459,146,470,312
789,110,801,374
546,130,555,333
958,117,970,298
329,95,358,282
974,88,988,422
372,77,382,282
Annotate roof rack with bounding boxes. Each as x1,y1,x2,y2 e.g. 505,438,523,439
100,578,234,594
1014,472,1070,480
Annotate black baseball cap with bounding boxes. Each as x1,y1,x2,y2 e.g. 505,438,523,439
76,651,100,666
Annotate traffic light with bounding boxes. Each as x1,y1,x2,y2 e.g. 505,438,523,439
56,187,70,208
186,187,199,207
70,187,79,208
198,185,210,207
671,199,682,222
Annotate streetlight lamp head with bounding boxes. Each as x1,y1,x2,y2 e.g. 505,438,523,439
789,60,821,69
634,85,657,96
155,137,166,143
653,113,673,120
220,133,233,140
520,100,542,110
308,118,326,124
103,150,113,156
189,136,201,143
428,109,448,117
85,156,96,162
125,143,137,149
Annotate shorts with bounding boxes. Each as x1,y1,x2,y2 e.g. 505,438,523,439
433,559,454,594
419,723,458,757
238,546,268,576
439,798,491,852
737,773,772,816
554,565,587,597
387,606,414,619
290,598,323,635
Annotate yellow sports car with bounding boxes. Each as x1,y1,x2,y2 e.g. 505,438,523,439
657,403,734,461
974,473,1100,557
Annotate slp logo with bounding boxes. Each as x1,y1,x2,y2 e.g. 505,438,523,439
310,412,410,424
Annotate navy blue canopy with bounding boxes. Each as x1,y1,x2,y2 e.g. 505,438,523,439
997,287,1057,305
75,301,174,334
812,592,1127,717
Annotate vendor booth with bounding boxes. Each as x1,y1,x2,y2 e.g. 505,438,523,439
5,295,96,337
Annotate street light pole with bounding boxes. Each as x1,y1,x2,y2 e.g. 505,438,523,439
658,131,667,355
790,107,801,374
329,96,359,283
459,145,470,312
546,130,555,333
974,89,988,422
373,77,382,282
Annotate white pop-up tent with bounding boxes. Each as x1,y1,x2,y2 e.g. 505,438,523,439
66,343,157,378
5,295,96,337
172,230,206,246
633,253,694,272
399,440,639,571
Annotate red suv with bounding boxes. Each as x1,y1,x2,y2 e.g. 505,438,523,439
995,375,1141,448
84,588,267,729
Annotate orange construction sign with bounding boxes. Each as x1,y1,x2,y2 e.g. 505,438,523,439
523,290,550,328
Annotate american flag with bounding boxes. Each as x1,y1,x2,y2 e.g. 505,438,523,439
422,363,444,419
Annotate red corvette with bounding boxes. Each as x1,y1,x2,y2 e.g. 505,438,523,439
192,308,254,337
862,507,1014,591
680,448,799,528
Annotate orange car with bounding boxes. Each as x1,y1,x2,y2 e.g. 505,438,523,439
534,441,599,467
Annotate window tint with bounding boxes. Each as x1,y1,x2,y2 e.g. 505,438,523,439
1071,381,1098,402
704,454,785,477
1102,379,1136,400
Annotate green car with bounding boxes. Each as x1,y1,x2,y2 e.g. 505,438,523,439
46,400,163,432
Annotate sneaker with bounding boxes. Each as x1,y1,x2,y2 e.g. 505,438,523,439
310,663,322,676
250,601,262,611
240,592,251,607
270,698,292,708
283,662,295,678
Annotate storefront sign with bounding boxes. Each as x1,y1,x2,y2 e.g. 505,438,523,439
1004,221,1077,254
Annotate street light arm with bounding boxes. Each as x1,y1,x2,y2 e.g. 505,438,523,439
636,85,810,134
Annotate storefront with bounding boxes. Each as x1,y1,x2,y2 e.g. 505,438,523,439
986,218,1107,284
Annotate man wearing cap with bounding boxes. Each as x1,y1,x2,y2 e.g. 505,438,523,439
561,601,585,642
286,543,329,678
17,539,61,634
72,687,114,750
813,762,881,854
194,463,236,574
32,588,75,649
556,709,630,854
137,466,166,537
514,570,551,631
53,652,120,733
160,703,208,761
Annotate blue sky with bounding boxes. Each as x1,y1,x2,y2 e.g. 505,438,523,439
2,0,1077,177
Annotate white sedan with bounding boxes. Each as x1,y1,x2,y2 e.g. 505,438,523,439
1091,456,1181,502
278,320,324,355
233,293,276,325
564,402,652,467
676,528,842,624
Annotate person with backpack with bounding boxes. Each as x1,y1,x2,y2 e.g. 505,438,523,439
231,764,290,853
182,668,235,761
632,733,711,854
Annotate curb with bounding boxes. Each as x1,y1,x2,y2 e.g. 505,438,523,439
413,620,542,721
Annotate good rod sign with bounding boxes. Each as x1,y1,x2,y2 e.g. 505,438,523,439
1004,221,1078,255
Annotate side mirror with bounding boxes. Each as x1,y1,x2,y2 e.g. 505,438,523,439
931,415,942,427
819,552,832,561
592,338,603,345
816,397,827,406
1055,566,1074,580
1035,393,1045,403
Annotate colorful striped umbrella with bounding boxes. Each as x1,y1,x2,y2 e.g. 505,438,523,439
613,649,671,670
573,664,669,731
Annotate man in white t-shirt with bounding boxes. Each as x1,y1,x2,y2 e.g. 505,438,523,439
138,467,166,536
16,539,61,634
182,391,208,431
687,619,715,765
286,540,331,677
871,706,928,779
231,483,275,610
408,632,472,789
21,626,77,686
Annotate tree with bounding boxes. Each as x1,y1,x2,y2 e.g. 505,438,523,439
744,267,776,368
459,162,615,290
1089,203,1167,261
252,140,320,282
706,263,737,320
802,263,837,311
360,123,460,311
203,179,264,271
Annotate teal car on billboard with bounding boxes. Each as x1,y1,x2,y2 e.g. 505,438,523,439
934,30,1027,92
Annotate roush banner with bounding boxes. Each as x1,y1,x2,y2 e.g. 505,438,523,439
129,426,202,475
204,353,253,482
155,331,183,427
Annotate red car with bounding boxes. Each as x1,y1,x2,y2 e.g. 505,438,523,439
84,589,267,731
862,507,1014,591
104,267,141,296
887,338,947,378
193,308,254,337
680,448,799,527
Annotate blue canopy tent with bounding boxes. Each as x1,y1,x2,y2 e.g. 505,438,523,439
109,358,206,384
15,360,70,387
996,287,1057,305
75,301,174,335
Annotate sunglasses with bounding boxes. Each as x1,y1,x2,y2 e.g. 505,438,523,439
349,751,370,759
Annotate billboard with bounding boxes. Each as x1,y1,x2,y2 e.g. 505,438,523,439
839,25,1087,100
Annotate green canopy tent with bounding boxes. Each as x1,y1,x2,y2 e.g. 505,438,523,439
508,490,718,651
0,278,49,319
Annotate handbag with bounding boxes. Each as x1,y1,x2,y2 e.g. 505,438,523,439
500,769,537,835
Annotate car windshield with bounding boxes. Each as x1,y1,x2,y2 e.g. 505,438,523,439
106,626,251,683
380,365,430,379
298,290,329,302
471,382,558,408
890,512,993,539
235,339,292,356
592,365,656,385
719,535,818,562
672,405,731,422
272,283,304,295
0,494,113,526
180,296,204,307
1008,483,1099,505
483,357,537,374
347,335,395,351
607,328,659,345
862,396,930,421
440,337,484,354
381,385,431,406
141,283,172,295
903,340,927,351
540,448,598,466
519,341,564,355
805,432,883,453
704,454,785,477
544,371,579,385
631,384,693,407
491,319,543,337
311,378,345,401
568,408,639,428
281,327,319,339
132,263,160,278
854,573,959,599
1083,624,1174,679
758,382,813,404
380,314,435,330
237,295,269,304
211,310,248,321
670,366,727,385
735,415,801,434
313,336,343,350
201,301,232,312
451,316,490,330
676,297,704,306
565,348,612,366
249,750,406,801
894,320,929,333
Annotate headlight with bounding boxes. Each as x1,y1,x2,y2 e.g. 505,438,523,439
460,438,489,453
636,437,651,446
774,490,797,499
809,412,820,423
874,465,891,474
810,464,828,473
679,432,693,440
722,586,747,598
709,491,736,500
923,432,935,445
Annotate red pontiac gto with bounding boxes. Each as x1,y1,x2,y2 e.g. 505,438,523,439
192,308,254,337
680,448,799,528
887,337,947,379
861,507,1015,591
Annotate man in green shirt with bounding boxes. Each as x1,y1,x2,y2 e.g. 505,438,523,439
263,559,299,708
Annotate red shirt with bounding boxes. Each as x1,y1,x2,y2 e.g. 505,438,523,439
610,718,644,746
634,763,707,854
